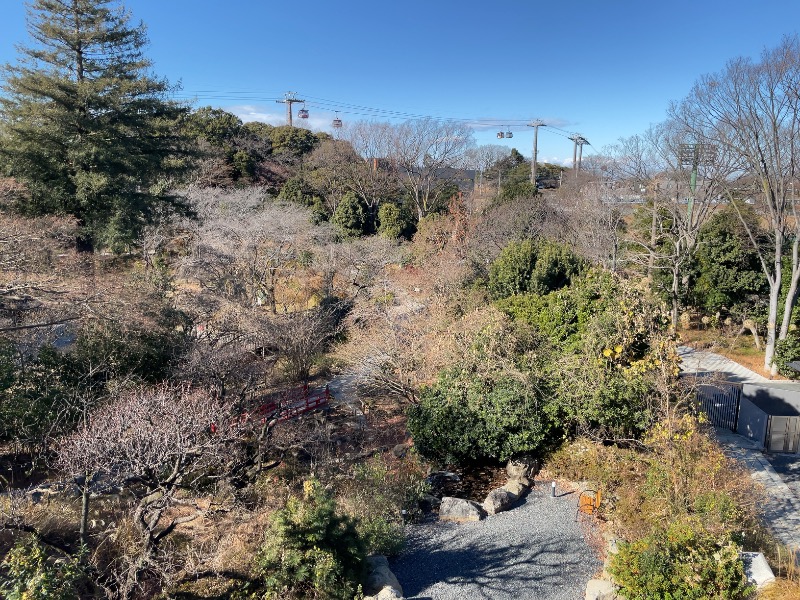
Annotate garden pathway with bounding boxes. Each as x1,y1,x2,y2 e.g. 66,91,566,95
714,428,800,551
679,346,800,550
391,489,601,600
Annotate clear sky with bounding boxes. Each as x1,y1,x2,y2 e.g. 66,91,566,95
2,0,800,165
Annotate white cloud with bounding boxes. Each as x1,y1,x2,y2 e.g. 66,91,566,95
539,155,573,167
228,104,285,126
226,104,338,133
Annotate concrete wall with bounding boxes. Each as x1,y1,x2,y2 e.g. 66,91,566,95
736,397,768,448
740,383,800,415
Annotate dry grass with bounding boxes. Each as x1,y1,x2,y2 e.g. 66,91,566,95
758,579,800,599
679,327,789,380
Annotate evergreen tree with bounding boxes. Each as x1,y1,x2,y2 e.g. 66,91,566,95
0,0,189,250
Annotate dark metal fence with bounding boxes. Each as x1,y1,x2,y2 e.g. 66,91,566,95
695,381,741,431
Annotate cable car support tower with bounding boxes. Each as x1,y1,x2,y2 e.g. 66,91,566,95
276,91,306,127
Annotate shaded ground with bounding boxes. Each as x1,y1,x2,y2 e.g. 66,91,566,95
766,453,800,499
391,489,600,600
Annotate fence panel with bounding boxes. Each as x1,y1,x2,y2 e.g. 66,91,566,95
696,382,741,431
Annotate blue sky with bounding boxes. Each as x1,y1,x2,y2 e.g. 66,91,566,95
2,0,800,165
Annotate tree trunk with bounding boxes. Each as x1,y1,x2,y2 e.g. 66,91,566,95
778,237,800,342
648,201,657,277
671,263,680,329
79,477,90,546
765,278,781,371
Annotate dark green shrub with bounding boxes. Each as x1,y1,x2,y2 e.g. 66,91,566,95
254,478,366,600
609,521,753,600
488,239,584,300
278,175,315,205
775,334,800,379
691,204,768,314
488,239,538,299
332,192,368,238
0,539,87,600
407,367,551,464
377,202,412,240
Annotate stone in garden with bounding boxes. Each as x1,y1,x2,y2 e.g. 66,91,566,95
438,496,486,522
483,487,517,515
502,480,529,498
363,555,404,598
365,586,403,600
419,493,441,511
506,458,538,486
585,579,618,600
392,444,408,458
425,470,460,483
740,552,775,589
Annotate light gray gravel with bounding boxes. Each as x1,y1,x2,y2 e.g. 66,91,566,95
390,489,601,600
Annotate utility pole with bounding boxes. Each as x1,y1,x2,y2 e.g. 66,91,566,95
527,120,545,185
276,91,305,127
678,142,716,223
568,134,589,178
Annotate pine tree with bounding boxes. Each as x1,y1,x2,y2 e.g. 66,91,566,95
0,0,189,250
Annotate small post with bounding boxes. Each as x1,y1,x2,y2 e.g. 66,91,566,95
551,481,556,497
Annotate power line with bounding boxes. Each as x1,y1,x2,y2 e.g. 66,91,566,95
173,88,588,151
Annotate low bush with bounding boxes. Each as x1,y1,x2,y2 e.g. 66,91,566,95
336,455,428,556
253,478,366,600
609,521,753,600
407,367,551,465
546,415,762,544
488,238,584,300
774,334,800,379
0,539,87,600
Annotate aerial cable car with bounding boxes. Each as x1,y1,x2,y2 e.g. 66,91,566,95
505,126,513,139
298,103,309,119
497,131,505,139
332,111,343,129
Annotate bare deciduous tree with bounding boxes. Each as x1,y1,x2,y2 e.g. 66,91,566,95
610,121,731,326
671,36,800,369
57,384,241,599
390,118,475,219
464,144,512,196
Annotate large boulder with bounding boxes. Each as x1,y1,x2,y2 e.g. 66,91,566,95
418,493,441,512
502,480,530,498
438,496,486,523
483,487,518,515
425,470,460,487
363,555,404,599
741,552,776,589
506,458,538,486
364,587,403,600
585,579,618,600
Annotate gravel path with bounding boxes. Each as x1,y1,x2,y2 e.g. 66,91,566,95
391,489,601,600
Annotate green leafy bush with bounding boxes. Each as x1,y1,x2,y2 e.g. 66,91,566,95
496,270,674,441
332,192,368,238
488,239,583,300
377,202,413,240
0,540,86,600
775,334,800,379
407,367,551,464
609,521,753,600
691,204,768,314
254,478,366,600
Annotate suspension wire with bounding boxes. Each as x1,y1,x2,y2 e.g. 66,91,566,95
172,88,585,143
